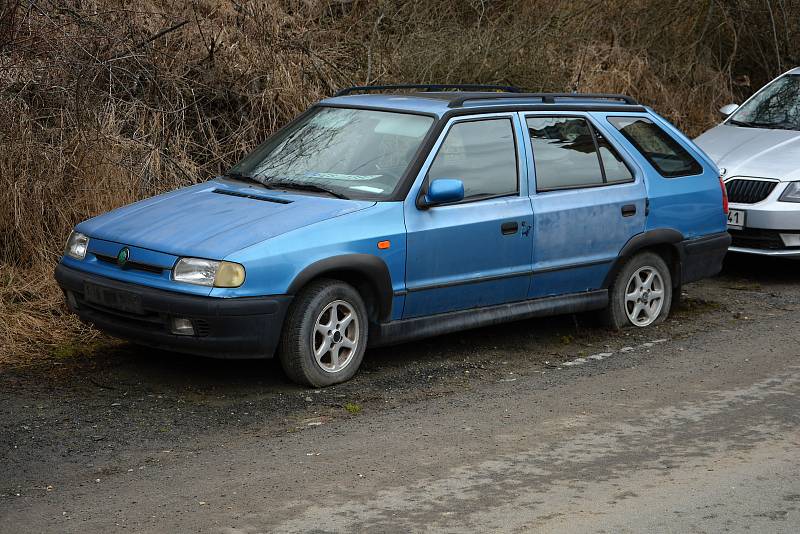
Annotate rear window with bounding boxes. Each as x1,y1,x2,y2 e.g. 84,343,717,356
608,117,702,177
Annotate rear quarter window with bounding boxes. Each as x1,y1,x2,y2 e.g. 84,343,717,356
608,116,702,177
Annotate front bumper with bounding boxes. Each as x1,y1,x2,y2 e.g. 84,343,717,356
55,263,292,358
726,195,800,258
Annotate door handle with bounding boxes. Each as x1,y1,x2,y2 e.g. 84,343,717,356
501,221,519,235
621,204,637,217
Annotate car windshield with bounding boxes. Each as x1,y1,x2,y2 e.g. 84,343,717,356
729,74,800,130
226,107,434,200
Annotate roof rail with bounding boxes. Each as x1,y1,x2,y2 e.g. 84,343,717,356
334,84,522,97
447,92,639,108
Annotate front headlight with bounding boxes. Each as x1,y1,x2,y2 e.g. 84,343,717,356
173,258,245,288
64,231,89,260
779,181,800,203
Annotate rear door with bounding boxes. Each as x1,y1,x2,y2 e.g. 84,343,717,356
521,113,647,298
402,113,534,318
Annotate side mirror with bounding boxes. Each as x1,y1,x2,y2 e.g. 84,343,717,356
719,103,739,117
422,179,464,207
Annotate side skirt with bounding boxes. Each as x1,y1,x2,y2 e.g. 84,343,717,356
369,289,609,347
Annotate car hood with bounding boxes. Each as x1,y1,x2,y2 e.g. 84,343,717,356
694,124,800,181
76,179,375,259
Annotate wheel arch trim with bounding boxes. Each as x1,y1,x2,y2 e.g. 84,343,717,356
287,254,394,321
603,229,684,289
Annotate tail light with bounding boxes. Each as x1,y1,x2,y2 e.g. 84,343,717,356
719,176,729,215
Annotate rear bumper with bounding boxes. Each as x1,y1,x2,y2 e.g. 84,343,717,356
678,232,732,284
55,263,291,359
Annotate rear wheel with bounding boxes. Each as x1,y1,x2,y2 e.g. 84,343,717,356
602,251,672,329
278,279,368,387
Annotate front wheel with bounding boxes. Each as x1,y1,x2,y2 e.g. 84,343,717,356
278,279,368,387
601,251,673,330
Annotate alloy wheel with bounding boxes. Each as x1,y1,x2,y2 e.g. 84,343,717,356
624,266,665,327
312,300,360,373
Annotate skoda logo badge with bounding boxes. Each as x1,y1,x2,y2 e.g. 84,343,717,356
117,247,130,267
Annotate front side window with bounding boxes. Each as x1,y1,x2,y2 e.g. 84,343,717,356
227,107,434,199
528,116,633,191
608,116,702,177
427,118,518,199
729,74,800,131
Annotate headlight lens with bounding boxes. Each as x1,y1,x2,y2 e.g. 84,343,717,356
173,258,245,288
779,181,800,203
65,231,89,260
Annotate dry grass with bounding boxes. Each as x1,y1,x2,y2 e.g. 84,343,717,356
1,0,798,363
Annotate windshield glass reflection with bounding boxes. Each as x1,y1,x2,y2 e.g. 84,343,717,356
730,75,800,131
228,107,434,200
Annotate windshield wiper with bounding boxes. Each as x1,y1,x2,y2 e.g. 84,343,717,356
728,118,796,130
728,119,758,128
222,171,264,185
267,180,350,200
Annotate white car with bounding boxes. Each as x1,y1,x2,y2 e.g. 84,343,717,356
695,67,800,258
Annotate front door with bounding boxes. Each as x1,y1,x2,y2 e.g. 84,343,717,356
522,113,648,297
403,114,534,318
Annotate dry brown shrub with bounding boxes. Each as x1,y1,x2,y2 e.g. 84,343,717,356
1,0,798,362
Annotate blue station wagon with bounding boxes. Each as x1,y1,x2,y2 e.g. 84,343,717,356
56,85,731,386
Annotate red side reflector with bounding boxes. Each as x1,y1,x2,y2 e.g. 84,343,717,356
719,176,729,215
377,240,391,250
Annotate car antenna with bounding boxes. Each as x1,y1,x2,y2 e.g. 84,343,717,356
572,44,589,93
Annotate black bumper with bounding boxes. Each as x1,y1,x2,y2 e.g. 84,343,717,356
55,264,291,359
678,231,732,285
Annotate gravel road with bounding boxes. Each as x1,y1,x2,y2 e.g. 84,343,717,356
1,254,799,533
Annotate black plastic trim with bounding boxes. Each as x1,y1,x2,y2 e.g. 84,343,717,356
678,232,731,284
445,104,647,117
447,92,639,108
55,264,291,359
370,290,608,347
406,269,532,293
603,229,684,289
403,257,614,294
335,84,521,96
618,228,684,258
287,254,394,321
602,229,730,289
534,258,613,275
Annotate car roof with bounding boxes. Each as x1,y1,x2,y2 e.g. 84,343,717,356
320,92,645,118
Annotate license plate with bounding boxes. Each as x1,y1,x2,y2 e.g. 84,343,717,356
727,209,746,230
84,283,143,314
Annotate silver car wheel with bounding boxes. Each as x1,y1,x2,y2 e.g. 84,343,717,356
312,299,359,373
624,266,665,327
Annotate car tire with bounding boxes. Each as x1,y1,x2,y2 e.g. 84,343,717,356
601,251,672,330
278,278,368,387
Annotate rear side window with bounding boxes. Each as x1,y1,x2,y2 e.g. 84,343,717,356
608,117,702,177
428,118,518,199
595,130,634,184
526,116,633,191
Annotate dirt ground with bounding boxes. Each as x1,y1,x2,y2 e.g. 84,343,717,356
1,253,799,533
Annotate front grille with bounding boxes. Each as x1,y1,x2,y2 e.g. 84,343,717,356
729,228,788,250
95,253,164,274
725,178,777,204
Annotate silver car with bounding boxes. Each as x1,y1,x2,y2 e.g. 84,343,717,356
695,67,800,258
